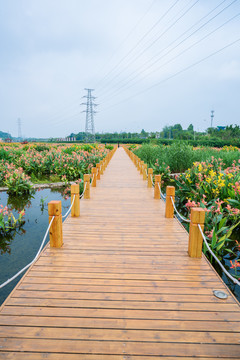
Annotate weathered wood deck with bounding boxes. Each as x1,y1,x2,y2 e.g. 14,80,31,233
0,147,239,359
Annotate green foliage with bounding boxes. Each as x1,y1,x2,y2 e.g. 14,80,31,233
34,144,50,152
5,170,33,196
105,144,114,150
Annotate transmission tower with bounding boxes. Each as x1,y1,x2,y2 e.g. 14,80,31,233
211,110,214,128
17,118,22,141
81,88,98,142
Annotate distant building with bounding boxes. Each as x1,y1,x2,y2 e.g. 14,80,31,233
217,126,226,131
5,138,12,143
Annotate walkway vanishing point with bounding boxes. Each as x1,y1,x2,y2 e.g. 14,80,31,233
0,147,240,359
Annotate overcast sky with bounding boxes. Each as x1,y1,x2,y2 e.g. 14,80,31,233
0,0,240,138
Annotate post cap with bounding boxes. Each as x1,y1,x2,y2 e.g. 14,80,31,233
84,174,90,181
190,207,205,224
166,185,175,196
155,174,161,182
71,183,79,194
48,200,62,216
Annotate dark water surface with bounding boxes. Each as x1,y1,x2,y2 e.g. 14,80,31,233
0,188,70,305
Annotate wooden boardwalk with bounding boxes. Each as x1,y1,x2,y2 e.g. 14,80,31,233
0,147,239,359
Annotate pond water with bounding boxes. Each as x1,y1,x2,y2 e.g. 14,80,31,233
0,188,70,305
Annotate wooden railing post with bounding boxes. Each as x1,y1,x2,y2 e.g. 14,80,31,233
103,158,106,171
71,184,80,217
48,201,63,248
143,164,147,180
96,163,101,180
165,186,175,218
140,161,144,175
84,174,90,199
148,168,153,188
100,160,104,175
154,175,161,199
188,208,205,258
91,167,97,187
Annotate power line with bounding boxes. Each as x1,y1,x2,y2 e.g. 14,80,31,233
96,0,181,90
99,0,232,101
97,0,200,94
99,4,240,104
100,37,240,112
94,0,157,88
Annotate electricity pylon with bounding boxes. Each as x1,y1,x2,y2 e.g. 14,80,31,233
18,118,22,141
81,88,98,142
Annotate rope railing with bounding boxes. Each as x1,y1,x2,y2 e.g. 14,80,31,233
62,194,76,219
90,173,94,185
158,183,166,201
80,182,87,199
198,224,240,287
170,196,190,223
150,174,154,187
0,216,55,289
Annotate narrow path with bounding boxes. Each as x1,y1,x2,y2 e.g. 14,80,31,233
0,147,239,359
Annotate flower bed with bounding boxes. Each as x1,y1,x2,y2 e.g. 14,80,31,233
0,143,110,195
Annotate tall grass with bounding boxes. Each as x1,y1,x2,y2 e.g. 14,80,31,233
134,143,240,173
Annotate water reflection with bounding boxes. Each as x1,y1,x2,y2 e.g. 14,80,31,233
7,192,35,212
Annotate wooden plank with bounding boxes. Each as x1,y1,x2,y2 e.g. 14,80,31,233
22,277,223,287
0,354,234,360
0,326,239,344
12,289,236,304
0,338,239,357
7,297,239,311
17,283,227,293
1,315,239,332
2,306,240,321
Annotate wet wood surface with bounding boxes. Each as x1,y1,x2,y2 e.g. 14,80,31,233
0,147,239,359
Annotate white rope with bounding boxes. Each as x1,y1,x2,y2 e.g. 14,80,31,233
62,195,76,219
150,174,154,187
0,216,55,289
157,183,166,200
170,196,191,223
80,182,87,199
91,173,95,186
198,224,240,287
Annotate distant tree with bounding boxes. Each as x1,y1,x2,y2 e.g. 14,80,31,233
187,124,194,132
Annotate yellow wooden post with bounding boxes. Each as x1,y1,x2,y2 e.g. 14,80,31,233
133,155,137,166
140,161,144,175
102,158,106,171
71,184,80,217
91,167,97,187
96,163,101,180
84,174,90,199
48,201,63,248
143,164,147,180
154,175,161,199
165,186,175,218
188,208,205,258
100,160,104,175
136,158,139,170
148,168,153,188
